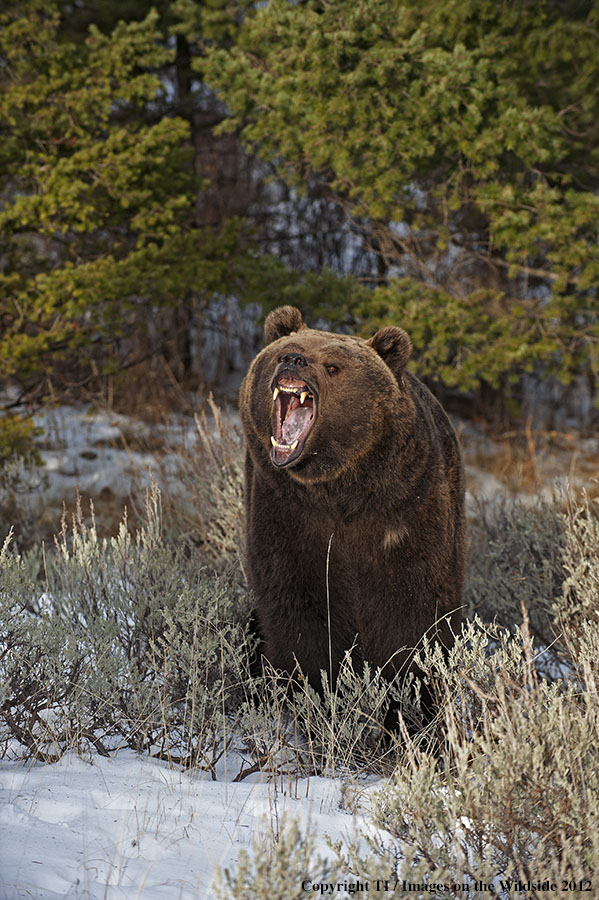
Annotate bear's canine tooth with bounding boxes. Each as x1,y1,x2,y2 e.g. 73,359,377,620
270,435,277,447
273,387,280,401
300,391,308,405
290,439,299,450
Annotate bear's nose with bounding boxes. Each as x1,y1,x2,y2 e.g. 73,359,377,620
280,353,307,367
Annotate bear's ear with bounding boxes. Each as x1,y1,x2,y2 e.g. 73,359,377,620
368,326,412,376
264,306,306,344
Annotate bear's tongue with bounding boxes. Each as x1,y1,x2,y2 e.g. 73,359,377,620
282,404,312,444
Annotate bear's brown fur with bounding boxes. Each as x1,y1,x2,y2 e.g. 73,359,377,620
240,306,465,693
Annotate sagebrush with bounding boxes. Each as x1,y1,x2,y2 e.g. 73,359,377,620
1,486,598,898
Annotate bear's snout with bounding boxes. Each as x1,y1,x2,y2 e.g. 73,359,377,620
279,352,308,367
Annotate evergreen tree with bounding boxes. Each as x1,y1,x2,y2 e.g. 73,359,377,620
202,0,599,395
0,0,287,406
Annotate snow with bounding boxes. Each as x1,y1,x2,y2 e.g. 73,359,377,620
3,403,596,897
6,404,203,544
0,749,366,899
5,403,595,543
20,405,597,533
32,405,180,501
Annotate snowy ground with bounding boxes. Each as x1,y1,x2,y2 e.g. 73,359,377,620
31,404,195,509
0,749,370,899
2,404,597,898
6,405,201,547
10,404,599,547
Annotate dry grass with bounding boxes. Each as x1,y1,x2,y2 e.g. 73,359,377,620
459,418,599,502
157,397,246,573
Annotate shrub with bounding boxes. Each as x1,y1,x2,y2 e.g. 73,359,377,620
213,816,343,900
160,397,245,573
0,413,46,546
336,617,599,895
554,491,599,662
234,655,416,783
0,485,256,769
466,495,569,677
218,493,599,897
2,479,599,896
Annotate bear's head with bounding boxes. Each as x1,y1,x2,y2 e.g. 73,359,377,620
240,306,414,483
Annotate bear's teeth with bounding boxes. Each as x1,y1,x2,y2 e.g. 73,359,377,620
270,436,299,451
273,387,280,401
300,391,308,405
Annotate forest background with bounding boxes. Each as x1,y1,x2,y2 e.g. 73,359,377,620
1,0,598,512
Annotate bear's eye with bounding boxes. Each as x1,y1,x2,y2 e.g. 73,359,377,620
325,364,339,375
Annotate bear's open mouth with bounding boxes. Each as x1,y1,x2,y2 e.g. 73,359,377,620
270,374,317,467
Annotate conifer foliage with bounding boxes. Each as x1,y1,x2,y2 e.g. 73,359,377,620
0,1,283,403
202,0,599,391
2,0,598,423
0,3,187,388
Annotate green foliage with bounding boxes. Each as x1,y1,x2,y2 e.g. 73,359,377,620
0,415,43,472
360,280,559,391
172,0,255,47
0,1,296,400
0,414,45,527
201,0,599,392
0,2,185,383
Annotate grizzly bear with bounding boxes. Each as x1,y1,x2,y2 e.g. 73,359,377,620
240,306,465,703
